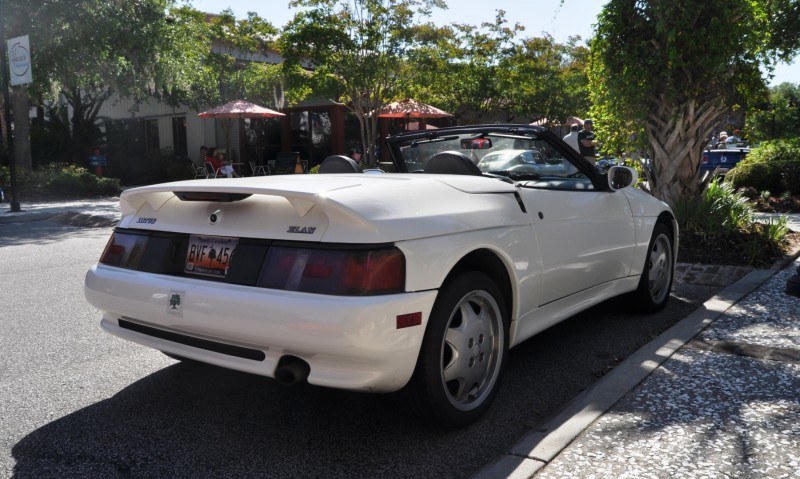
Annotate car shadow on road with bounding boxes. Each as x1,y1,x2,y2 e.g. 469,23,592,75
0,220,112,247
10,358,510,478
10,288,717,479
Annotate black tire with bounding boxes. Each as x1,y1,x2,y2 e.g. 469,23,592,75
633,223,674,313
403,271,509,429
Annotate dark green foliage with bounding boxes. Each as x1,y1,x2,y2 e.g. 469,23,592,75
674,179,789,266
745,82,800,142
674,180,754,236
3,164,121,199
45,165,120,197
783,162,800,194
166,163,196,181
725,162,784,192
743,138,800,163
725,139,800,194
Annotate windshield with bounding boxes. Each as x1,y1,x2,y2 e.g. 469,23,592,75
392,131,583,180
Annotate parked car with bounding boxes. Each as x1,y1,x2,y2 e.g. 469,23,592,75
84,124,677,428
700,144,750,176
475,148,569,175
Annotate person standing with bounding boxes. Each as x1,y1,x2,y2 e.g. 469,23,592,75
562,124,580,152
578,119,598,165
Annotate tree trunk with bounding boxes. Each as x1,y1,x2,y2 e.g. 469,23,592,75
11,87,32,170
646,98,723,206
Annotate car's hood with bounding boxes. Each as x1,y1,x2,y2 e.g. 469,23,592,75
118,174,527,243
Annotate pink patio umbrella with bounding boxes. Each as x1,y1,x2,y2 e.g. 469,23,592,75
375,99,453,132
199,100,285,162
198,99,285,119
376,99,453,119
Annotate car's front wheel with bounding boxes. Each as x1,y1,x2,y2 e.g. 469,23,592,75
403,271,508,429
633,223,674,312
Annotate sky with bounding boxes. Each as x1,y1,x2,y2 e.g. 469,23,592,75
189,0,799,86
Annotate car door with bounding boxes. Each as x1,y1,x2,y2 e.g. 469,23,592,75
517,177,636,307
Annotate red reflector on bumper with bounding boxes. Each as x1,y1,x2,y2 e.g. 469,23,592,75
396,312,422,329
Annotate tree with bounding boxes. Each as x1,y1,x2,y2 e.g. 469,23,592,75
6,0,183,166
403,12,522,124
169,8,288,110
746,82,800,142
589,0,800,204
498,34,590,126
281,0,445,165
404,12,590,126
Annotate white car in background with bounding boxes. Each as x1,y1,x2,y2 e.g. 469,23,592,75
85,124,677,428
476,148,570,175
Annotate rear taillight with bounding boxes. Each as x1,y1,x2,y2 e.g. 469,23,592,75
257,246,405,295
99,229,405,296
702,154,709,164
99,232,149,269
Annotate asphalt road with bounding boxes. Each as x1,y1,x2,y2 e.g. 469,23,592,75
0,219,719,479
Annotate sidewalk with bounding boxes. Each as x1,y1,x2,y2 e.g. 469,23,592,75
0,198,121,226
475,259,800,479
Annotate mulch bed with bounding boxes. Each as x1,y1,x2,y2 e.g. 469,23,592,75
678,231,800,268
678,193,800,267
746,193,800,214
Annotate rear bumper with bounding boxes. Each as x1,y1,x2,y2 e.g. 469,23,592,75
85,265,437,392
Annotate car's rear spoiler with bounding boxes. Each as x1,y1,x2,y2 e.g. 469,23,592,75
119,178,359,218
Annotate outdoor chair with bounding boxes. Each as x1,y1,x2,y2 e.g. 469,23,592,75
204,162,220,178
249,161,268,176
195,164,208,179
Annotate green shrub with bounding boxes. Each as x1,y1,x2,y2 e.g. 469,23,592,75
45,164,120,197
725,162,782,195
675,178,788,266
727,138,800,194
675,179,753,235
783,161,800,194
744,138,800,164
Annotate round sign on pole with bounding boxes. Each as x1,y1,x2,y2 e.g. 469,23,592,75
7,35,32,86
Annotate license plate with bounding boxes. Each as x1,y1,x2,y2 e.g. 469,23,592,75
185,235,239,278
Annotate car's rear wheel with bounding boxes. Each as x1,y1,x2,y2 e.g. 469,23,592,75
403,271,508,429
633,223,674,312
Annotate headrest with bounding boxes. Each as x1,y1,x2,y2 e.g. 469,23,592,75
423,151,482,176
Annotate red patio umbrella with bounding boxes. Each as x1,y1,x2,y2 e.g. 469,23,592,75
198,100,285,164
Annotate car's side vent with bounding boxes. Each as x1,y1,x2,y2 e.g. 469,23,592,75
174,192,252,202
513,192,527,213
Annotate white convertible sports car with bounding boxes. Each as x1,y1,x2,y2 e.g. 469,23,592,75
85,124,677,428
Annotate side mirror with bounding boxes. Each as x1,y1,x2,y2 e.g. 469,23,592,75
608,166,638,190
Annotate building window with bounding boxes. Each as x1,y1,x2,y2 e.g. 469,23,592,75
145,119,160,158
172,116,188,159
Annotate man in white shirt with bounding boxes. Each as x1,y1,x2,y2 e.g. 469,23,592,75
563,124,580,152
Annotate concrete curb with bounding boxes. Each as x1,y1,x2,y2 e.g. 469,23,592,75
471,267,781,479
0,211,57,225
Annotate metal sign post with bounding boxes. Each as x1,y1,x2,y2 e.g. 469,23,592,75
0,9,22,212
